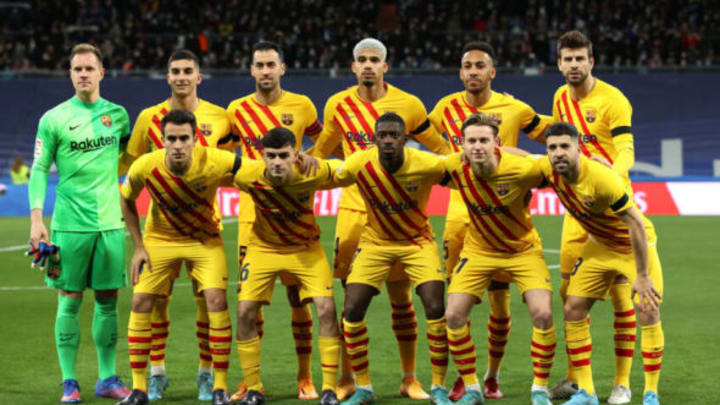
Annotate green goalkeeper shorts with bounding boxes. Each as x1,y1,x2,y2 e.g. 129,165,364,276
45,229,127,292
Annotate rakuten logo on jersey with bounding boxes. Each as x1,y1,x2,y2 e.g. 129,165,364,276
70,136,117,153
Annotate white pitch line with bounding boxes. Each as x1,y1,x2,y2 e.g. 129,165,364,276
0,244,28,253
0,218,241,253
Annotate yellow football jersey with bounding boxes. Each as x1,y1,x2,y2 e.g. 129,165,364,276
119,98,232,176
441,150,543,254
121,147,239,244
429,90,551,152
227,90,321,224
332,147,445,245
311,83,450,211
226,90,321,159
537,156,656,253
233,158,340,252
430,90,552,222
552,79,635,178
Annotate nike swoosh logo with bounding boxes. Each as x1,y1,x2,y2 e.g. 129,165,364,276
69,124,80,130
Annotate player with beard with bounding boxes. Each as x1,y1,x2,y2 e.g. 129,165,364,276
309,38,449,401
534,123,664,405
226,41,325,402
428,41,551,400
548,31,664,405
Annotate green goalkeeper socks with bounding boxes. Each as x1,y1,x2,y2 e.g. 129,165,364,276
93,297,119,380
56,294,83,380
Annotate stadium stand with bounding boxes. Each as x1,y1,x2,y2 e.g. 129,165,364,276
0,0,718,71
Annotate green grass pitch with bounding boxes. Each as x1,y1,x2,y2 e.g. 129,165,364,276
1,215,718,404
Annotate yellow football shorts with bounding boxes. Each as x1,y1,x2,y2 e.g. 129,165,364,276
334,207,408,282
347,240,443,291
237,242,333,304
560,212,589,276
237,220,299,287
135,240,229,295
567,237,664,303
448,244,551,302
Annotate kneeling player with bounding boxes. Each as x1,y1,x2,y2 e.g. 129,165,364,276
232,127,342,405
118,110,239,405
443,114,555,405
538,123,664,405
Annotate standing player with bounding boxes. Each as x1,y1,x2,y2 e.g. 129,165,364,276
310,38,449,401
538,123,664,405
226,41,325,401
118,110,238,405
330,113,450,405
232,127,342,405
428,41,551,399
442,114,556,405
549,31,658,405
28,43,132,403
118,49,232,402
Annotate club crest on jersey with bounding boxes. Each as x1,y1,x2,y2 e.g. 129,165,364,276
496,183,510,196
192,182,208,194
404,180,419,193
282,113,294,125
199,123,212,136
585,109,597,123
297,192,311,203
582,195,595,208
101,115,112,127
488,113,503,125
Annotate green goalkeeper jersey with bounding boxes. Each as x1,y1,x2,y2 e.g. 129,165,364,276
29,96,130,231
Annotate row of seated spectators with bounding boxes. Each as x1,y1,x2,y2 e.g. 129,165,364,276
1,0,717,71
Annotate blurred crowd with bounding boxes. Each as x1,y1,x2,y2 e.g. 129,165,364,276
0,0,716,71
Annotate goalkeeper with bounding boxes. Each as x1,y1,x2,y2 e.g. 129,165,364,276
28,43,132,404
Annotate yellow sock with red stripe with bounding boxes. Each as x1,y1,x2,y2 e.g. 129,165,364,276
339,313,354,379
531,326,556,387
487,289,511,375
194,296,213,370
390,300,418,376
208,310,232,391
343,318,371,386
256,306,265,339
447,324,479,386
237,337,262,391
150,296,170,372
291,305,314,380
128,311,151,392
610,283,636,387
641,322,664,394
565,319,594,395
427,317,449,387
318,336,341,391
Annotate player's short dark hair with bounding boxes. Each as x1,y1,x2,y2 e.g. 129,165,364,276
161,109,197,135
262,127,296,149
557,30,593,59
461,113,499,137
69,43,103,68
462,41,495,61
545,122,579,140
375,112,406,133
253,41,284,62
167,49,200,69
